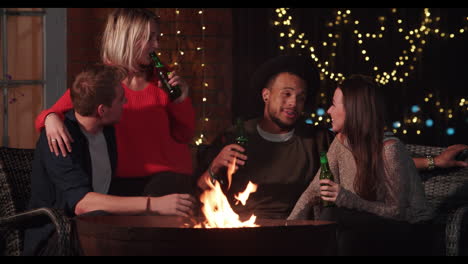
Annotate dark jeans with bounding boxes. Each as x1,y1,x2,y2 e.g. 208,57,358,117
319,207,434,256
108,171,195,197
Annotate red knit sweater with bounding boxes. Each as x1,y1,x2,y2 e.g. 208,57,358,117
35,80,195,178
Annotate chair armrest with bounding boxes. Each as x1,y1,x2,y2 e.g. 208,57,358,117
445,205,468,256
0,207,73,256
406,144,445,157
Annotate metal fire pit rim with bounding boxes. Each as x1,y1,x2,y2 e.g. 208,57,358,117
76,215,336,241
76,214,334,228
76,215,338,256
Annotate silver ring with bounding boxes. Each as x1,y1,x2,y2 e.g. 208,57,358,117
51,139,57,142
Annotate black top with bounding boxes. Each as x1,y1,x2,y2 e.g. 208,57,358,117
23,110,117,255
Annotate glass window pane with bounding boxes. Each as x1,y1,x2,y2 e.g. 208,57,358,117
7,15,43,80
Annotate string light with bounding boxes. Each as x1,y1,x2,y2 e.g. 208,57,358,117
274,8,467,85
390,92,466,136
172,9,182,69
351,8,428,85
273,8,467,136
274,8,346,83
159,8,210,145
194,8,208,145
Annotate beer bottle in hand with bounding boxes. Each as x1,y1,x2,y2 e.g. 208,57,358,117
149,52,182,101
234,117,248,169
319,152,336,208
235,118,248,149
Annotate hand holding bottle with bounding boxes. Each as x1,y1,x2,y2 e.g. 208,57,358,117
149,52,185,102
319,179,340,204
210,144,248,175
234,118,248,150
319,152,337,207
164,71,189,104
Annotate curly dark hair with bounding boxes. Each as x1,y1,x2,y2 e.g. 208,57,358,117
249,55,319,118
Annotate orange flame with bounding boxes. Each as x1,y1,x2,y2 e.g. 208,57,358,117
234,181,257,205
226,156,237,190
195,155,258,228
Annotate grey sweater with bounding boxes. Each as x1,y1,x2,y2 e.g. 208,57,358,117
288,137,434,223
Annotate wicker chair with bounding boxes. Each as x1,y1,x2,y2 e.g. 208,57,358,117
0,147,73,256
406,144,468,256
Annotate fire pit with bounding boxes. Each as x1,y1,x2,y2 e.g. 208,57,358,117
76,215,336,256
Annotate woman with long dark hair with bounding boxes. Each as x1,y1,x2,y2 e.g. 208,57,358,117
288,75,433,255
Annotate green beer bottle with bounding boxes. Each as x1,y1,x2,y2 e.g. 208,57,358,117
234,117,248,169
235,118,248,149
149,52,182,101
319,152,336,208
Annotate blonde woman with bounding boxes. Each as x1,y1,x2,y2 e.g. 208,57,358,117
34,8,196,216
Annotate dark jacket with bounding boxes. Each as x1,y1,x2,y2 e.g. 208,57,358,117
23,110,117,255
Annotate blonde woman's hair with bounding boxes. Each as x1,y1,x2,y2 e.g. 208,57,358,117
101,8,159,73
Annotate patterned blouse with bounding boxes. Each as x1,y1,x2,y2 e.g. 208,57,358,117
288,136,434,223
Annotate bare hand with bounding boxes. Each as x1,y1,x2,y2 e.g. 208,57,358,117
44,113,74,157
158,71,189,103
435,144,468,168
319,179,340,203
210,144,248,174
151,194,197,217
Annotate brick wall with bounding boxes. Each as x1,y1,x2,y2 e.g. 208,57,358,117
67,8,111,87
67,8,233,147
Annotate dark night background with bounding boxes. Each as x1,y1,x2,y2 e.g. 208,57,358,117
232,8,467,147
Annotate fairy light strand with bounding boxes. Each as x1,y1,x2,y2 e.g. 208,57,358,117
195,9,207,145
274,8,467,85
174,8,181,67
274,8,467,136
